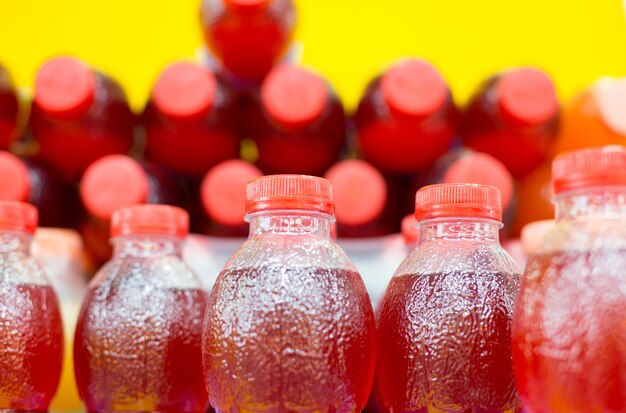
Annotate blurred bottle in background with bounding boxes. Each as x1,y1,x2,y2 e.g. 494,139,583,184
460,67,559,179
30,57,135,182
355,58,457,175
199,0,297,86
325,159,399,237
554,77,626,153
79,154,189,264
143,61,240,179
0,151,75,228
512,161,554,235
248,64,346,175
0,64,19,150
199,159,262,237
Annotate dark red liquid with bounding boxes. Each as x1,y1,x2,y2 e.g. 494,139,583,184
204,266,376,412
143,88,240,179
377,272,520,413
75,283,208,412
247,93,346,176
0,283,63,410
513,250,626,413
200,0,296,84
0,65,19,150
355,77,457,175
30,73,135,183
460,78,558,180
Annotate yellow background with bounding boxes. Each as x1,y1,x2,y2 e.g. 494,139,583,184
0,0,625,111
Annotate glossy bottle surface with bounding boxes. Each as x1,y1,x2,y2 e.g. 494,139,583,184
200,0,297,84
0,204,64,411
74,207,208,412
203,177,376,412
513,189,626,413
0,64,19,150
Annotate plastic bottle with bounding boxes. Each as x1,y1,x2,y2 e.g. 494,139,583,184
143,61,240,178
80,154,189,264
553,77,626,154
0,64,19,150
354,58,457,174
247,64,346,175
376,184,522,412
0,201,63,410
199,159,262,236
513,145,626,412
203,175,376,412
460,67,559,179
324,159,398,237
0,151,74,228
74,205,208,412
199,0,297,85
30,57,135,182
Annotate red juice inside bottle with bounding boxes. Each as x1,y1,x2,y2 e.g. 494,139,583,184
30,57,135,182
355,59,457,174
0,64,19,150
74,205,208,412
0,151,75,228
247,64,347,175
199,0,297,85
199,159,262,236
143,62,240,178
513,146,626,413
376,184,522,413
80,154,189,264
324,159,399,237
203,175,376,412
460,67,559,179
0,201,64,411
553,77,626,155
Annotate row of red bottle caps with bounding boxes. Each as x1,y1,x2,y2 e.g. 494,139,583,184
1,144,624,412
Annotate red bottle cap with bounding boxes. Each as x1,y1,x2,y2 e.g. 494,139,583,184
111,204,189,238
324,160,386,226
225,0,270,13
401,214,419,246
0,152,31,202
201,159,263,226
34,57,95,118
246,175,334,216
381,59,448,118
595,77,626,136
0,201,38,234
443,151,514,210
80,155,149,221
415,183,502,222
552,145,626,194
261,65,329,129
152,62,217,120
497,68,558,125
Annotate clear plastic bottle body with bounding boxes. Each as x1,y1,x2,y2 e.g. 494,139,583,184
513,187,626,413
203,211,376,413
0,231,64,411
74,235,208,412
376,218,521,413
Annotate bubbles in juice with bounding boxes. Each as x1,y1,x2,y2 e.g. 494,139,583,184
0,284,63,411
75,284,208,412
203,266,376,413
377,272,520,413
513,249,626,413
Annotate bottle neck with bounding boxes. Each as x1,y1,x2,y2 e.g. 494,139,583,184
555,187,626,221
247,211,334,239
112,235,183,259
418,218,501,244
0,232,32,254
